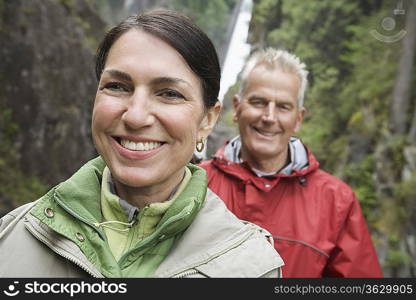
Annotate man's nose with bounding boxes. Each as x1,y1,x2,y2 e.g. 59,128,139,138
262,102,277,121
121,90,155,129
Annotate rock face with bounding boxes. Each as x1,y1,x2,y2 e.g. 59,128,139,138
0,0,106,186
0,0,235,215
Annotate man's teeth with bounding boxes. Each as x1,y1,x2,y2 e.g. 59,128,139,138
120,139,162,151
255,128,277,136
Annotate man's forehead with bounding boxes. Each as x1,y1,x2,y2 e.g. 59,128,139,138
240,66,300,104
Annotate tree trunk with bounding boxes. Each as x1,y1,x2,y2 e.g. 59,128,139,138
389,0,416,135
407,100,416,144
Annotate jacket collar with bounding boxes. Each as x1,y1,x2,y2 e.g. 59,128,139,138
224,136,310,176
211,137,320,188
54,156,106,224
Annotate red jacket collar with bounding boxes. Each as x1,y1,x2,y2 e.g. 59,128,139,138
210,140,320,184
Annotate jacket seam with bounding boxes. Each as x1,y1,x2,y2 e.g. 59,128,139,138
273,235,330,258
24,214,103,277
0,201,38,240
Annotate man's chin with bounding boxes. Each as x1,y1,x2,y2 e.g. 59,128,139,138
250,146,285,160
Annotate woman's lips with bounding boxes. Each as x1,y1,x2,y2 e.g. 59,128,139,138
120,139,163,151
112,137,165,160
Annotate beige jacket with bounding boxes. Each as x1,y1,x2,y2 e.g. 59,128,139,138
0,189,284,278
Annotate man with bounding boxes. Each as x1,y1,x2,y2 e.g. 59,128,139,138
199,48,383,277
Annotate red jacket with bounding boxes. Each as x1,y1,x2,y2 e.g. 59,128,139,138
199,143,383,278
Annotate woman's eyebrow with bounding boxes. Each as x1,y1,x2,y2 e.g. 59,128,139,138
103,69,133,82
150,76,191,87
102,71,191,88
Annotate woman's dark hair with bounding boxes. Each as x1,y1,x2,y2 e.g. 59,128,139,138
95,10,220,109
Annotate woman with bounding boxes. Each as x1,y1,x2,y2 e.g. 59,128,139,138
0,10,283,277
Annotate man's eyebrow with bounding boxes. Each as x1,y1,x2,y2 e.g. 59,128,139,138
150,77,191,87
103,69,132,82
248,94,268,101
247,94,294,104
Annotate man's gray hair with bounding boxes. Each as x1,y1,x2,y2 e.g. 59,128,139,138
238,48,309,108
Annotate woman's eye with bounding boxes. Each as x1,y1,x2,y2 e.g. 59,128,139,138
158,89,185,100
102,82,129,92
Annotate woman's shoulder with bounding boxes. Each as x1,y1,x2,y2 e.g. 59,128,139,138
160,189,284,277
0,200,40,244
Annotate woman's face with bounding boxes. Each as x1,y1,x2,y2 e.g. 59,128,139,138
92,29,219,193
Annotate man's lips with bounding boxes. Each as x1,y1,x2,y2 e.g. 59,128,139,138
252,127,280,137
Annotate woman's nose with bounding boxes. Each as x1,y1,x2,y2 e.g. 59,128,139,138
121,91,155,129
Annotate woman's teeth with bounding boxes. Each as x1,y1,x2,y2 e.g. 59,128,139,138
120,139,162,151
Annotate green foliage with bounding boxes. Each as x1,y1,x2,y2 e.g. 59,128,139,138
0,105,49,208
386,137,406,172
0,0,4,31
58,0,75,11
385,232,412,271
386,248,411,269
0,0,4,18
392,172,416,229
344,154,378,225
0,168,49,207
171,0,237,52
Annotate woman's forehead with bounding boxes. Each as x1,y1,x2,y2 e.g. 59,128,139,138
106,30,201,86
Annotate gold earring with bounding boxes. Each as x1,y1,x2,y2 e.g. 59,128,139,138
196,138,205,153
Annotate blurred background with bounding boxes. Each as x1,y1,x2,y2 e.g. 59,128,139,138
0,0,415,277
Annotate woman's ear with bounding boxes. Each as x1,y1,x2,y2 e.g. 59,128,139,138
198,101,222,139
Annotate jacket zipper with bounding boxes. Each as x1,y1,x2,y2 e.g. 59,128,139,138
24,220,103,278
172,269,202,278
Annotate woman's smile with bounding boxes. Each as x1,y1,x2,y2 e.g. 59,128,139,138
111,136,166,160
92,29,207,192
120,139,163,151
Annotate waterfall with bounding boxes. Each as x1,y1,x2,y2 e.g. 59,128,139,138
218,0,253,102
196,0,253,161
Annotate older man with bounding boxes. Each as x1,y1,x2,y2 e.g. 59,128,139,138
200,48,383,277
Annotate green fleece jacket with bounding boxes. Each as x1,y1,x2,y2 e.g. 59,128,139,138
29,157,205,277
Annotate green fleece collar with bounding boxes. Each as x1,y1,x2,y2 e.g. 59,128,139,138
100,166,192,261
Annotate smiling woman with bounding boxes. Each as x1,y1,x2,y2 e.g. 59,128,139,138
92,29,209,204
0,10,284,278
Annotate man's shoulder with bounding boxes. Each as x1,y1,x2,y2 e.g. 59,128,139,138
198,157,229,175
305,168,357,204
198,158,214,169
310,168,353,188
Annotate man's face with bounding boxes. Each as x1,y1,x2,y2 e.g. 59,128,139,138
233,64,305,170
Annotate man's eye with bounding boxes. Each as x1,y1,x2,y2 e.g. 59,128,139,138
158,89,185,100
279,104,292,111
249,99,267,107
